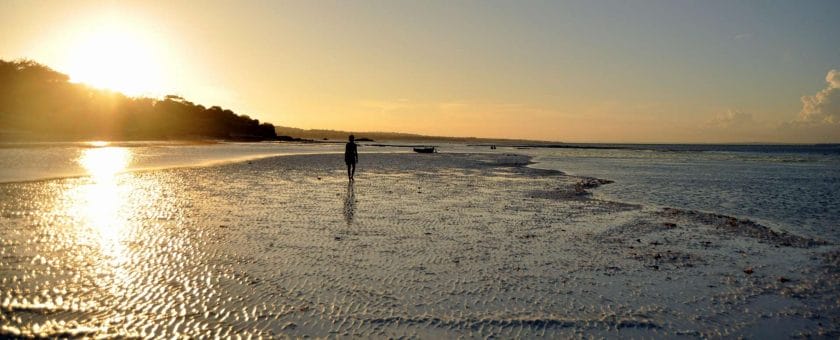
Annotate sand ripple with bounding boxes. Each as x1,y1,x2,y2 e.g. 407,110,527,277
1,153,837,337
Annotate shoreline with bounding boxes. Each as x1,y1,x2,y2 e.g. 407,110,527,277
1,149,828,244
524,150,840,245
0,148,830,247
0,152,837,337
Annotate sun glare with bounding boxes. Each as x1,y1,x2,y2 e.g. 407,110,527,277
87,141,110,147
65,20,166,97
79,147,131,180
66,146,148,287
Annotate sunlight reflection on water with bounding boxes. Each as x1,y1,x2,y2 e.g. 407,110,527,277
79,146,131,180
73,147,135,261
6,145,202,337
1,151,837,337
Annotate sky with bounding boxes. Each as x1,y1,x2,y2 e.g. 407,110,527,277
2,0,839,143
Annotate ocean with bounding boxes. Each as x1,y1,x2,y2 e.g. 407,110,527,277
1,140,838,337
2,141,838,242
523,144,840,242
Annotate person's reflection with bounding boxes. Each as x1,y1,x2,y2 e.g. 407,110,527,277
343,181,355,225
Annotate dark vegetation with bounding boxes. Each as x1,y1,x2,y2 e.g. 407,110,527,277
0,59,277,141
0,59,549,144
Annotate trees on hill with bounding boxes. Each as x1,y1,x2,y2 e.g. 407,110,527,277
0,59,276,141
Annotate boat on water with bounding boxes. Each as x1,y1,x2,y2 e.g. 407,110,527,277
413,147,436,153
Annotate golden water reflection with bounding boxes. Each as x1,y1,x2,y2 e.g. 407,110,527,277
86,140,111,147
79,146,131,181
68,147,142,280
5,145,218,337
58,146,201,336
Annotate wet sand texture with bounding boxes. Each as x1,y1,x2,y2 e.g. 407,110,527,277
0,153,837,338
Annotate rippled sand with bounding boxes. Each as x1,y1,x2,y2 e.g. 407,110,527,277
1,153,837,337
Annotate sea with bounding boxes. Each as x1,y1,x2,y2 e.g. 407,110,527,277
1,141,838,242
522,143,840,243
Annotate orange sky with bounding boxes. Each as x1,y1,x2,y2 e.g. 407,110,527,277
2,1,839,142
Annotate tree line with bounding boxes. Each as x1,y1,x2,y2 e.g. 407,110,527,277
0,59,277,141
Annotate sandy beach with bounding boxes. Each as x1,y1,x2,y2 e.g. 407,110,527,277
1,152,837,338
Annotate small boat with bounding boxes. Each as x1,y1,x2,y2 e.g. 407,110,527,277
413,147,436,153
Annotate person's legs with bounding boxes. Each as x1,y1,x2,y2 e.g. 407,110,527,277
347,163,352,180
350,163,356,180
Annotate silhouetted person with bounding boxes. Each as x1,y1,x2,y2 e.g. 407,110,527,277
345,135,358,181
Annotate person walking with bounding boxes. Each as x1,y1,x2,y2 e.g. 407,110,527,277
345,135,358,181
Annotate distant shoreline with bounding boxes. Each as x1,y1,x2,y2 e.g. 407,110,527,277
1,136,837,153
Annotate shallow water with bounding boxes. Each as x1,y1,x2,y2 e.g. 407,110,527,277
0,151,837,337
524,146,840,242
1,143,838,337
0,141,353,183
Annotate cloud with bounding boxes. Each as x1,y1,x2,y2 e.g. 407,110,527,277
829,69,840,88
706,109,754,128
701,109,777,142
701,71,837,143
778,69,840,142
797,69,840,124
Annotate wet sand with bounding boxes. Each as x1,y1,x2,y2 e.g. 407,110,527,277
0,153,837,337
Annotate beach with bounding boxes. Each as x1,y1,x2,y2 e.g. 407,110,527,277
1,152,837,338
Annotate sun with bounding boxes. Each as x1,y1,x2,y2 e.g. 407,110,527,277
65,21,166,97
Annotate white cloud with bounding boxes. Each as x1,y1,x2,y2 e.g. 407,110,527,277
797,69,840,124
778,69,840,142
828,69,840,88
